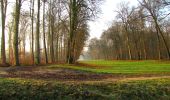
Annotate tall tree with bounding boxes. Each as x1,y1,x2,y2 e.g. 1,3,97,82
1,0,8,65
13,0,22,66
116,2,133,60
35,0,41,64
30,0,35,64
42,0,48,64
139,0,170,59
50,1,55,63
67,0,100,64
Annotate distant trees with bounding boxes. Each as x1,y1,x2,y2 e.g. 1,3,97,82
88,1,170,60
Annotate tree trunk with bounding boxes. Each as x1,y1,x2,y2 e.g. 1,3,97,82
67,0,77,64
43,1,48,64
35,0,41,64
13,0,21,66
55,35,59,62
8,19,14,64
155,20,170,59
147,5,170,59
1,0,7,65
126,35,132,60
30,0,34,64
50,15,54,63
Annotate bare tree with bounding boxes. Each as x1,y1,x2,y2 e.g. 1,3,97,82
35,0,41,64
1,0,8,65
13,0,22,66
42,0,48,64
139,0,170,59
30,0,35,64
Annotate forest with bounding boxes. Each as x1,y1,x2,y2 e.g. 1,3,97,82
1,0,100,66
1,0,170,100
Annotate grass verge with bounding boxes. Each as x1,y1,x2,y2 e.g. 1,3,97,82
0,78,170,100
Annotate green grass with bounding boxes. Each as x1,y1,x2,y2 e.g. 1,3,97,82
0,78,170,100
48,60,170,74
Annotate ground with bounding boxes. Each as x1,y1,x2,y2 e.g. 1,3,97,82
0,60,170,99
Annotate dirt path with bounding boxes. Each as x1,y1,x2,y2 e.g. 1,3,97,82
0,66,169,82
107,76,170,82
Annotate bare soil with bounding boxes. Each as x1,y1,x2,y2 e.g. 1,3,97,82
0,66,170,82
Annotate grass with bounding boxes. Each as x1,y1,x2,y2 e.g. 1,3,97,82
48,60,170,74
0,78,170,100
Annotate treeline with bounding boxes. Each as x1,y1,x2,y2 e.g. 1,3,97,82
1,0,101,66
88,0,170,60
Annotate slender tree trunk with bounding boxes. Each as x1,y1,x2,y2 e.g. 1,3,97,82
126,35,132,60
56,35,59,62
155,21,170,59
124,25,132,60
1,0,7,65
47,11,51,63
13,0,21,66
155,27,162,60
43,1,48,64
30,0,35,64
23,40,26,62
141,32,147,60
148,8,170,59
50,15,54,63
35,0,41,64
132,30,140,60
8,19,14,64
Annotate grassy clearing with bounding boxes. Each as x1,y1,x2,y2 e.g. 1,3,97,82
0,78,170,100
48,60,170,74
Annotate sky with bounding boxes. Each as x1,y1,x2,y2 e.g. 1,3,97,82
88,0,138,39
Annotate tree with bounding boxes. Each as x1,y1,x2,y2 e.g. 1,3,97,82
67,0,101,64
139,0,170,59
13,0,22,66
7,17,14,64
42,0,48,64
116,2,133,60
35,0,41,64
30,0,35,64
1,0,8,65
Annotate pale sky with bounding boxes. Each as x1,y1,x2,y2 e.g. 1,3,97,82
88,0,138,39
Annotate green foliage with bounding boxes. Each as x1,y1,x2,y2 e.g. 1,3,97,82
0,78,170,100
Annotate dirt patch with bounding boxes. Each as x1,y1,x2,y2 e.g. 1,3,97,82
0,66,113,81
0,66,170,82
